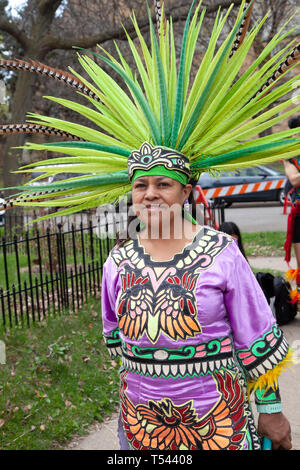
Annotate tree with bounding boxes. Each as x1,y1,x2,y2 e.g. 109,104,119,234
248,0,300,138
0,0,246,191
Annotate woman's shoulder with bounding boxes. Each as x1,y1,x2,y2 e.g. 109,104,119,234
178,225,237,271
201,226,248,267
107,238,135,268
201,225,235,250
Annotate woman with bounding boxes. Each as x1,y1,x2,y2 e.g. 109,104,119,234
101,143,292,451
219,221,248,262
0,0,297,450
283,116,300,305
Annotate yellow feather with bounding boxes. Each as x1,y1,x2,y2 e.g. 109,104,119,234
247,349,294,397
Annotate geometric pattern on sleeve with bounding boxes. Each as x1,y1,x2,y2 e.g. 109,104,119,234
236,325,289,381
255,386,281,406
103,327,122,358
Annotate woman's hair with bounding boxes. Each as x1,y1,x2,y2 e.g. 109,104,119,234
218,221,248,262
114,179,198,247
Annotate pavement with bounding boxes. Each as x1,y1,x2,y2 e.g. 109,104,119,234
225,201,288,232
64,255,300,451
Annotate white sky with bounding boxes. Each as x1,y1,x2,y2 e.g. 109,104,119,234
6,0,65,17
6,1,27,15
7,0,26,7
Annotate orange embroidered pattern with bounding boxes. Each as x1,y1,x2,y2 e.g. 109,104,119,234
120,369,248,450
113,228,231,344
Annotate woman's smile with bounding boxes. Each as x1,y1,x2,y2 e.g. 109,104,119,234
131,175,192,232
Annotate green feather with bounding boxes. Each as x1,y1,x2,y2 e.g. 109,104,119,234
191,139,300,169
169,0,195,148
178,4,249,151
74,47,161,145
43,141,131,157
1,171,129,194
147,4,171,145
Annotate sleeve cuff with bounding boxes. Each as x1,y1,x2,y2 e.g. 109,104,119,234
255,385,281,406
257,403,282,414
103,327,122,358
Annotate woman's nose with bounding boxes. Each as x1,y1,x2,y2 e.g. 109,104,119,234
144,184,158,200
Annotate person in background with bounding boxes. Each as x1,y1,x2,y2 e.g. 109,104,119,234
282,115,300,305
219,221,248,262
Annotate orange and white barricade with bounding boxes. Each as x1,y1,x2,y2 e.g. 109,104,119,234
199,178,285,201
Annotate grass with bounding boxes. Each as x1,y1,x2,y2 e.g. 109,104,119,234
0,298,120,450
243,231,286,257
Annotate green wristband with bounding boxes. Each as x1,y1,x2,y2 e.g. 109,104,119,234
257,403,282,414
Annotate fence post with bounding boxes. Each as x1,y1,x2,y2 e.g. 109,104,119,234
56,225,66,310
36,229,46,319
23,280,30,328
0,287,6,331
25,231,35,323
80,222,88,294
46,227,55,309
61,228,69,310
14,235,24,326
12,284,18,326
2,236,13,326
71,224,80,310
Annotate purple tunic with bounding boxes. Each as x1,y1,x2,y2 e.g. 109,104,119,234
101,227,289,450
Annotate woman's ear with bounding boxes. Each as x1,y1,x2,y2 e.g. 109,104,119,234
183,184,193,201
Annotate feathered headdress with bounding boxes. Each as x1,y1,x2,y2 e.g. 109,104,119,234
0,0,300,221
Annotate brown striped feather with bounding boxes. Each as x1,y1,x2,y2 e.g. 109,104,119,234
0,123,83,140
0,187,68,212
0,58,100,101
153,0,162,33
229,1,255,58
254,43,300,99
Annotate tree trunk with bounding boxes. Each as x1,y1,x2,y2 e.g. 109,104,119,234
2,69,38,191
2,0,63,191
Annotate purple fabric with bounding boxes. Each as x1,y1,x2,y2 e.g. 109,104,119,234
101,228,281,450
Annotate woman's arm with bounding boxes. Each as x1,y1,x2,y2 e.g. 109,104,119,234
223,244,293,450
283,160,300,188
101,256,122,358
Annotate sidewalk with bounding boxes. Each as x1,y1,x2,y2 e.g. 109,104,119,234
248,255,296,273
64,256,300,451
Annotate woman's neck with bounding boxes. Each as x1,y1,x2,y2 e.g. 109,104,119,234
138,219,202,261
140,217,199,240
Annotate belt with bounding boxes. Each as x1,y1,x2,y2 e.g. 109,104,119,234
121,336,235,379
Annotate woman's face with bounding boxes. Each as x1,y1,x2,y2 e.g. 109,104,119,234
131,175,192,234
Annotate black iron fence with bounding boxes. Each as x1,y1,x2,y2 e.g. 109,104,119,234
0,209,96,242
0,203,225,331
0,220,115,331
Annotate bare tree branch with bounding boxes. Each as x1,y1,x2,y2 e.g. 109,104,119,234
0,18,30,50
39,0,244,52
38,0,63,16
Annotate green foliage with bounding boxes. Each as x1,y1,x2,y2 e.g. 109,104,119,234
0,299,120,450
243,231,286,257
